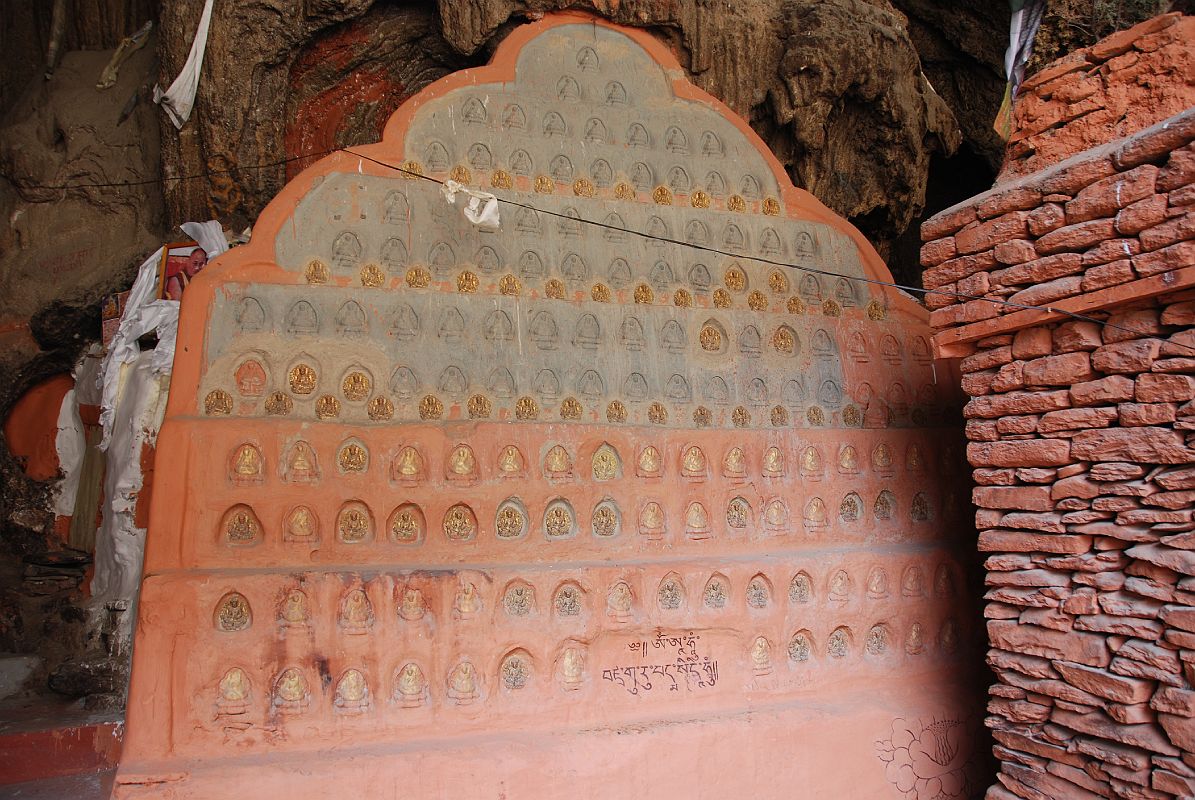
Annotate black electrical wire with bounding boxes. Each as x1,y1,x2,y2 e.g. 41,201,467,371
342,147,1195,357
18,143,1195,356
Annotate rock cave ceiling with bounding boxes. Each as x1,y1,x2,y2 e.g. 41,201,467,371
155,0,1009,260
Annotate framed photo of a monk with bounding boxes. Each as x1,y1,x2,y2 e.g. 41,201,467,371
160,241,208,301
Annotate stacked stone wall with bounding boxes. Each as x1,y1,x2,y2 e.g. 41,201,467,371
923,103,1195,798
999,13,1195,182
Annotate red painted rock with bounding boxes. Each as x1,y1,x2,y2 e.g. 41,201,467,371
1028,203,1067,237
1012,328,1054,360
1071,427,1195,464
1097,591,1164,619
1161,301,1195,326
961,346,1013,373
1089,462,1145,481
1127,544,1195,577
1118,402,1177,426
1070,376,1135,406
923,250,1000,290
1008,276,1084,307
1038,156,1116,197
968,439,1072,468
1113,107,1195,171
1051,474,1101,501
1018,351,1094,385
919,236,956,267
1136,374,1195,403
1158,713,1195,752
1157,144,1195,192
973,485,1053,511
1101,307,1162,344
988,621,1110,667
989,252,1094,290
1159,605,1195,633
1052,321,1103,352
1139,211,1195,251
1073,613,1164,639
978,531,1092,555
1134,239,1195,277
955,210,1031,255
1065,164,1158,224
978,186,1043,220
1037,406,1117,433
921,204,976,241
1156,467,1195,491
993,239,1037,265
1091,339,1162,374
1081,259,1135,292
1082,238,1141,266
1035,218,1117,255
998,512,1066,534
1151,686,1195,717
965,389,1071,419
1050,708,1180,755
1119,639,1182,674
1116,194,1168,236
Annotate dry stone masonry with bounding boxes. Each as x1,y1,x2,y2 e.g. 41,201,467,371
922,27,1195,796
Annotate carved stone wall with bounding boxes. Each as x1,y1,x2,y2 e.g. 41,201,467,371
116,15,983,799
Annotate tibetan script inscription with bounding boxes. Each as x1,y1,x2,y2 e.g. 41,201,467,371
602,631,718,696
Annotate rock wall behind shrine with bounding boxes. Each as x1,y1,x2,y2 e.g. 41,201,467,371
921,23,1195,796
116,15,985,799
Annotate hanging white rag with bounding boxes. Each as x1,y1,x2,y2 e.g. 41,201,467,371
97,247,178,450
180,219,229,260
152,0,215,128
440,179,501,229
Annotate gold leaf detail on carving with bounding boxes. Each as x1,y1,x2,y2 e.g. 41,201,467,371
515,396,538,420
467,394,491,419
305,259,329,284
499,274,521,296
360,264,384,288
572,177,595,197
418,395,443,420
204,389,233,416
456,270,479,293
490,169,513,189
405,266,430,288
315,395,341,419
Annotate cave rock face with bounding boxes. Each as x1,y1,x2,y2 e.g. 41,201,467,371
158,0,961,250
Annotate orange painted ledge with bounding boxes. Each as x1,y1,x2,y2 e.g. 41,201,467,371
931,267,1195,358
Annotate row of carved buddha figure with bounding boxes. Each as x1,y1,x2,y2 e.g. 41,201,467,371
206,375,891,430
219,484,936,547
224,439,937,487
210,564,959,637
211,615,964,717
226,289,865,352
324,202,830,281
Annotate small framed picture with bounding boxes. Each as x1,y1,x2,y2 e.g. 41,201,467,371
101,290,131,346
159,241,208,301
